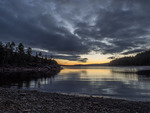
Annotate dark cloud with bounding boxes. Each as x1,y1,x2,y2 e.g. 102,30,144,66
122,48,146,55
0,0,150,62
74,0,150,54
53,55,88,63
107,56,115,59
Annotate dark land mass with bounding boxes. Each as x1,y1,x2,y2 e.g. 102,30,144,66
109,49,150,66
0,41,61,72
0,88,150,113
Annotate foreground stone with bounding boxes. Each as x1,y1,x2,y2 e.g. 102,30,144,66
0,88,150,113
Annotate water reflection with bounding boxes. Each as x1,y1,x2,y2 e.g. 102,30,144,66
0,71,59,89
0,66,150,101
43,66,150,101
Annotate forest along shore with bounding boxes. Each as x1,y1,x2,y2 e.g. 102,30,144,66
0,88,150,113
0,41,62,73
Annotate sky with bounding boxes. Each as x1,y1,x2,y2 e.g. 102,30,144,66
0,0,150,65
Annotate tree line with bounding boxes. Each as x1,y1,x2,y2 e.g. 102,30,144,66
0,41,58,67
109,49,150,66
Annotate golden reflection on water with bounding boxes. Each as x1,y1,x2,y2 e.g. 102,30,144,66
16,66,150,101
60,67,139,82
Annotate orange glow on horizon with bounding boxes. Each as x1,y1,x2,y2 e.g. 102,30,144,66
54,52,137,65
59,68,138,81
56,59,110,65
54,53,113,65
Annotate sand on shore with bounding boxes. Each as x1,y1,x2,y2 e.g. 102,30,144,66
0,88,150,113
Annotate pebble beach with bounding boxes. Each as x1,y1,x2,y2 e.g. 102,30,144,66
0,88,150,113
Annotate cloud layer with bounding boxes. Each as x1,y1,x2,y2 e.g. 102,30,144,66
0,0,150,62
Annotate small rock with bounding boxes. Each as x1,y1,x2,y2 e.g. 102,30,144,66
19,93,27,96
22,109,31,113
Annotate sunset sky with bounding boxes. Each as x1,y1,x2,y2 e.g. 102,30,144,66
0,0,150,65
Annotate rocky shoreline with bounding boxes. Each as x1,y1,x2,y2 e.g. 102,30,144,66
0,88,150,113
0,65,61,73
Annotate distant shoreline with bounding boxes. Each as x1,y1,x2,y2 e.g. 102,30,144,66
0,88,150,113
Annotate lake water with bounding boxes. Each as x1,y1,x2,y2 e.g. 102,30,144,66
1,66,150,101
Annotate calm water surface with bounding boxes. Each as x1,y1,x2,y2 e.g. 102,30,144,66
1,66,150,101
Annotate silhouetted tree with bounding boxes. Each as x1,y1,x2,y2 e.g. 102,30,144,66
10,41,15,52
0,42,4,65
26,47,32,56
18,43,24,55
39,52,42,57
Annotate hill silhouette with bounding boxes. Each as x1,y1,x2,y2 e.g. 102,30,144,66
0,41,59,67
109,50,150,66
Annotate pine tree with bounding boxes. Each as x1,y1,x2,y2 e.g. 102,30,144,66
18,43,24,55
